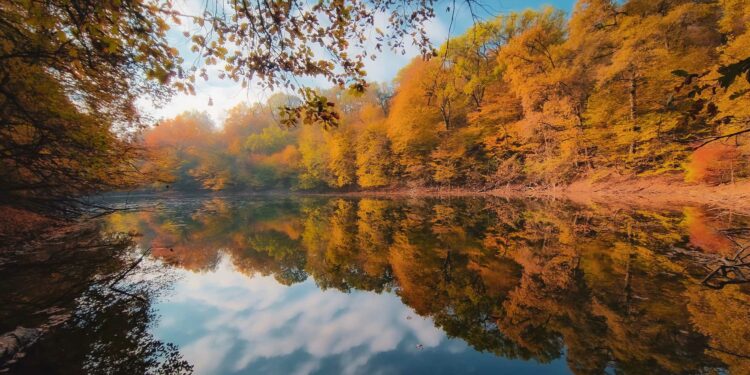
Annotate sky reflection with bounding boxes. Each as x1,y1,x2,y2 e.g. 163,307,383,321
152,254,570,375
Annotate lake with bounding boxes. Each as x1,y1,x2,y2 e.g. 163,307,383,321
2,195,749,374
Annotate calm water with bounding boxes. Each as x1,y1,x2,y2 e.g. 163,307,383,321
3,195,750,374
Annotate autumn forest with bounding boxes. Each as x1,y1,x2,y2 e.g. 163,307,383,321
140,0,750,194
2,0,750,374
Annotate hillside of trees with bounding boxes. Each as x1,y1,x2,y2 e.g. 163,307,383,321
141,0,750,193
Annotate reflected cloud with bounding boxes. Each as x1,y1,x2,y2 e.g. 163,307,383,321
155,255,444,374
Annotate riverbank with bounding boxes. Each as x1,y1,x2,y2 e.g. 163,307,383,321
320,173,750,215
3,174,749,249
517,173,750,215
0,207,64,256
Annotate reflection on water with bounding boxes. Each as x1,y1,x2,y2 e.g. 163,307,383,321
5,196,750,374
150,256,568,374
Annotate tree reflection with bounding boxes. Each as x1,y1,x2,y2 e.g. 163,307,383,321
106,197,750,374
3,224,192,374
18,290,194,375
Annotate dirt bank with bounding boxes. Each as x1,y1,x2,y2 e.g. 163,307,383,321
491,173,750,215
318,174,750,214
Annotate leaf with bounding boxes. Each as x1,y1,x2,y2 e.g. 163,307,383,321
671,69,690,78
729,89,750,100
717,57,750,89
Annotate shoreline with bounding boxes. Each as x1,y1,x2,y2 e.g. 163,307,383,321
97,177,750,214
313,175,750,215
4,176,749,240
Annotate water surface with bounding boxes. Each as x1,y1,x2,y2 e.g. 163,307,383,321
4,196,750,374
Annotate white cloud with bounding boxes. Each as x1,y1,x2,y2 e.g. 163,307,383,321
138,77,271,128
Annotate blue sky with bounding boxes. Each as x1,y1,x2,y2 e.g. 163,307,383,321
141,0,576,124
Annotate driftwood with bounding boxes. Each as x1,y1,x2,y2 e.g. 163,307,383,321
0,309,70,372
701,227,750,289
0,327,40,368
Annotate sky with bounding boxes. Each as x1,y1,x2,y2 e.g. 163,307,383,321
140,0,576,125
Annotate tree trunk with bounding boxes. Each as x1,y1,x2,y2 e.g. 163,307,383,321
440,99,452,130
628,70,639,155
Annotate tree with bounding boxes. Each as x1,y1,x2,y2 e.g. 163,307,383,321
591,0,723,171
0,0,470,214
387,59,445,184
671,0,750,149
179,0,447,127
141,112,215,190
499,8,574,185
0,0,178,213
297,125,333,189
354,101,393,188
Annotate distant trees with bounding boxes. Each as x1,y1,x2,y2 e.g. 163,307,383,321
355,104,393,188
387,60,445,184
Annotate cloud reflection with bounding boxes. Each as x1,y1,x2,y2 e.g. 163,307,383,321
154,254,443,374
